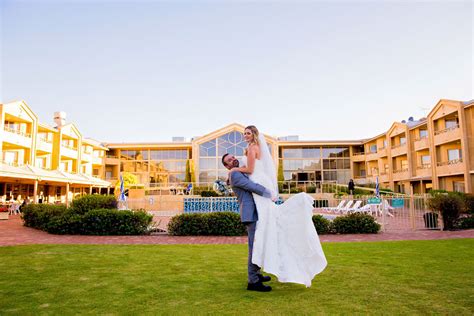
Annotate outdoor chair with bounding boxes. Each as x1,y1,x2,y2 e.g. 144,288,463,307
347,200,363,213
325,200,346,213
8,203,20,215
337,200,354,214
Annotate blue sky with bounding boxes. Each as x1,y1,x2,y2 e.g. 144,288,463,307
1,0,472,142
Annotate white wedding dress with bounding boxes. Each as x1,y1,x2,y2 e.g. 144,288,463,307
243,135,327,287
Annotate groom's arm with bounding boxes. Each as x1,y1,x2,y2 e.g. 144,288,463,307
230,172,272,198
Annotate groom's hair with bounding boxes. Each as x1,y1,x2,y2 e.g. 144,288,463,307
221,153,230,166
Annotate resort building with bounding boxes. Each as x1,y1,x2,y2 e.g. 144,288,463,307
0,101,110,205
0,98,473,204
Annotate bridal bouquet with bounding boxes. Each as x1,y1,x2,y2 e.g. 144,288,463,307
213,180,232,196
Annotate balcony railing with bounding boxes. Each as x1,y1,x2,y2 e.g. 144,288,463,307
414,136,428,142
393,168,409,174
378,146,386,150
0,160,25,167
4,126,31,138
416,164,432,169
39,136,53,144
437,158,463,166
352,152,365,156
106,155,119,159
434,124,459,136
391,143,406,149
61,143,77,151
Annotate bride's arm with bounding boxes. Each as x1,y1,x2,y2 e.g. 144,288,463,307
231,145,257,174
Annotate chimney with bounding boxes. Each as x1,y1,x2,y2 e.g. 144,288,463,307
54,111,67,129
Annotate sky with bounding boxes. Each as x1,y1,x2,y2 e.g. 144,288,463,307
1,0,472,143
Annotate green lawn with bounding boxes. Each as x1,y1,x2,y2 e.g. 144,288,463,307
0,239,473,315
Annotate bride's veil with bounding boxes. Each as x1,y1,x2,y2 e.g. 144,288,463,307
258,132,279,196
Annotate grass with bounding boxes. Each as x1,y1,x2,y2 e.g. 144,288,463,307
0,239,473,315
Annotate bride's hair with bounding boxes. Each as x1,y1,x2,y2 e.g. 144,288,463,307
244,125,260,156
245,125,260,146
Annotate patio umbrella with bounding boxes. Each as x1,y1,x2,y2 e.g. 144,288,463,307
119,174,127,202
375,176,380,198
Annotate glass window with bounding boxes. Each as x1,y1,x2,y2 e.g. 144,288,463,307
400,137,406,145
199,158,216,170
369,145,377,153
322,147,349,158
421,155,431,165
383,139,388,148
446,119,458,129
323,159,337,170
419,130,428,139
323,171,337,181
448,149,461,161
401,160,408,170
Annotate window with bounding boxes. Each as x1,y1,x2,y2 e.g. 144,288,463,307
419,130,428,139
453,181,465,193
3,151,17,164
369,144,377,153
421,155,431,166
401,160,408,171
400,137,406,145
383,139,388,148
448,149,461,162
445,119,458,129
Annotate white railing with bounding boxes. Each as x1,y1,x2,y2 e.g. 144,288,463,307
4,126,31,138
434,124,459,135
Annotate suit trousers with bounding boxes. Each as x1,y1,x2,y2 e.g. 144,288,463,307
245,221,260,283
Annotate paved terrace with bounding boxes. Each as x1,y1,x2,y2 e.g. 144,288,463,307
0,215,473,247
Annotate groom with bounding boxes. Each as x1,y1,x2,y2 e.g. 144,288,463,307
222,153,274,292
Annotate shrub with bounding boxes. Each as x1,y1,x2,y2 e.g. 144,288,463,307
458,216,474,229
168,212,246,236
71,194,117,215
306,186,317,193
80,209,152,235
22,201,152,235
207,212,246,236
22,204,67,230
200,190,219,197
332,213,381,234
427,194,465,230
462,194,474,215
312,215,331,234
168,213,210,236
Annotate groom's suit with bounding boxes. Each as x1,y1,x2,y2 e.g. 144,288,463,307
229,171,271,284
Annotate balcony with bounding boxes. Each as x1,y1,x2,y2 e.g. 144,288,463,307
92,156,103,165
366,151,378,161
61,145,79,159
392,168,410,181
105,155,119,165
379,173,389,183
81,153,92,162
434,125,461,145
436,159,465,176
413,137,429,151
391,144,407,157
415,164,432,178
351,152,366,162
36,138,53,153
3,127,32,148
377,147,387,157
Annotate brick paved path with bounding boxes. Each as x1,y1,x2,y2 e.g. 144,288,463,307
1,215,473,247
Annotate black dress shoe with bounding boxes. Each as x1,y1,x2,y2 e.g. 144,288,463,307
247,281,272,292
258,274,271,282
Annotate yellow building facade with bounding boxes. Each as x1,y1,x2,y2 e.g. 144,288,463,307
1,98,473,200
0,101,110,205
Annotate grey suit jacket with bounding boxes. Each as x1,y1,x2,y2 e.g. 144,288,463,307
229,171,267,223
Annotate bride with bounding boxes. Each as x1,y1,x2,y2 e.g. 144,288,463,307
230,125,327,287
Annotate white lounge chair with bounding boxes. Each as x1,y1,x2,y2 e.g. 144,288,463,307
326,200,346,213
347,200,364,213
337,200,354,214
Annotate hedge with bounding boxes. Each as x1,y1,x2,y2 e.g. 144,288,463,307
331,213,381,234
22,195,152,235
168,212,380,236
168,212,245,236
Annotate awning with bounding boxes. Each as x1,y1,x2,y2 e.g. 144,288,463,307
0,163,110,187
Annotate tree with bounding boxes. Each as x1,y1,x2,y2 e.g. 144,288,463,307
115,172,139,192
277,161,284,182
185,160,192,183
